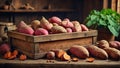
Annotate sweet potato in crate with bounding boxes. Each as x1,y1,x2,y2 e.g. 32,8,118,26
7,30,97,59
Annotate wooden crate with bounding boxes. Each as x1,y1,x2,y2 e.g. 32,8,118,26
8,30,97,59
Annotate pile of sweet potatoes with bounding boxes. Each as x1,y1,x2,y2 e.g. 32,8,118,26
16,16,89,35
45,40,120,61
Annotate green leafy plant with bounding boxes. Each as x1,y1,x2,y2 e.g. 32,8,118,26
85,9,120,37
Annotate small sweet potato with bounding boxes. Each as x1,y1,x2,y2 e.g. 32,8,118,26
49,16,62,25
51,26,67,34
69,45,89,59
34,28,49,35
80,24,89,31
96,40,109,49
46,51,55,59
86,45,108,60
71,21,82,32
104,47,120,60
31,20,41,30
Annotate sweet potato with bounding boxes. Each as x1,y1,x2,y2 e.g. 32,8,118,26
3,51,11,59
40,16,53,30
86,45,108,60
31,20,41,30
104,47,120,60
61,20,74,28
17,21,27,29
80,24,89,31
34,28,49,35
71,21,82,32
52,23,59,26
51,26,67,34
12,50,18,56
18,25,34,35
52,49,66,59
61,53,71,61
19,54,27,61
17,21,34,35
66,28,72,33
109,41,120,50
0,43,10,54
49,16,62,25
69,45,89,59
46,51,55,59
96,40,109,49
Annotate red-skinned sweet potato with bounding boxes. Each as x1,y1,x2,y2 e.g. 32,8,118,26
86,45,108,60
66,28,72,33
109,41,120,50
70,45,89,59
49,16,62,25
34,28,49,35
104,47,120,60
80,24,89,31
0,43,10,54
96,40,109,49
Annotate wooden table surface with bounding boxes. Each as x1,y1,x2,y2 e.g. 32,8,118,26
0,58,120,68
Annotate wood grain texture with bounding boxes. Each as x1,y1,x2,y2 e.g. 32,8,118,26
8,30,97,59
0,59,120,68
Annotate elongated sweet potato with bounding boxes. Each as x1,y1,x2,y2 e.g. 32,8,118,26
70,45,89,59
86,45,108,60
51,26,67,34
40,16,53,30
34,28,49,35
49,16,62,25
104,47,120,60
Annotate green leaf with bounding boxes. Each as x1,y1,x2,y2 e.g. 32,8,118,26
98,19,106,26
108,25,119,37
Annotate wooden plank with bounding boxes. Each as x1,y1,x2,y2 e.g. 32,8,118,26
0,22,13,26
0,59,120,68
117,0,120,13
8,30,97,43
103,0,108,9
111,0,117,11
